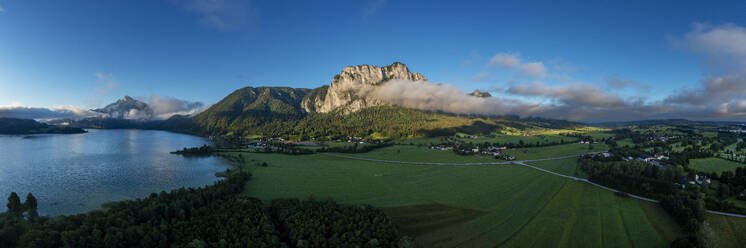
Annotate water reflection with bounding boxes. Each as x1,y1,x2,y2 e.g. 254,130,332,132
0,129,229,216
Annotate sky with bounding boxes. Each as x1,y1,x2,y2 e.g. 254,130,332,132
1,0,746,122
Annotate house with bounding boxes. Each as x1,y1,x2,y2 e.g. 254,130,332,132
649,160,664,167
694,174,711,185
636,154,649,161
500,155,516,160
430,145,453,151
654,154,669,160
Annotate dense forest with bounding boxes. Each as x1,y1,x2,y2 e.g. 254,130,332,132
0,172,408,248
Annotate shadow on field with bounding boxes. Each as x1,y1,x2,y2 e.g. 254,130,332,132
384,204,486,247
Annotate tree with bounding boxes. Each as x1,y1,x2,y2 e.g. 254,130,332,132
25,193,38,220
6,192,22,217
718,184,731,198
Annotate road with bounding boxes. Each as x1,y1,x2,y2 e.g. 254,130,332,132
320,152,746,218
320,152,602,166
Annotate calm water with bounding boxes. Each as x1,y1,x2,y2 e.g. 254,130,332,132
0,129,230,216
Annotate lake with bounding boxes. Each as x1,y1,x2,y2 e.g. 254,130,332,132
0,129,231,216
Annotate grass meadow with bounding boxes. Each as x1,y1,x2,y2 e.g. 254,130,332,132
220,151,687,247
689,157,744,174
528,158,588,178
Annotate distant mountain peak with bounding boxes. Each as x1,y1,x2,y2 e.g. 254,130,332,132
92,96,153,120
469,90,492,98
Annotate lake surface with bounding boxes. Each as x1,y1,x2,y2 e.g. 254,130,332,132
0,129,231,216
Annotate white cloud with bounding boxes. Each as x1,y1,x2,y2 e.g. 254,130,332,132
487,53,547,78
471,72,490,82
606,76,650,91
146,95,205,119
0,104,98,120
678,23,746,75
94,72,120,95
507,82,627,108
363,0,387,18
519,62,547,78
489,53,521,68
172,0,257,31
357,78,746,122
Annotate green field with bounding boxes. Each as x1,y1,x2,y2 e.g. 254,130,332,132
500,143,608,160
528,158,587,178
706,214,746,247
397,137,452,145
295,141,377,151
584,131,615,139
617,138,635,148
222,152,685,247
331,145,496,163
689,157,744,173
454,133,579,146
324,143,607,163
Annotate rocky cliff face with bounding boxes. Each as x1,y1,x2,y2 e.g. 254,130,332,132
304,62,427,113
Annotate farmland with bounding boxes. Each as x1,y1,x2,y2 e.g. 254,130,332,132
499,143,608,160
320,143,608,163
689,157,744,173
330,145,496,163
221,152,685,247
528,158,587,178
453,133,578,146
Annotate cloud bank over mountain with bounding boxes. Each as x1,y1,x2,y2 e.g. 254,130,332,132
147,95,207,119
383,22,745,122
0,96,206,121
356,23,746,122
0,104,98,120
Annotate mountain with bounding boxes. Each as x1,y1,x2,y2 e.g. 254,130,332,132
192,87,310,135
469,90,492,98
0,117,86,134
303,62,427,113
91,96,153,120
190,62,585,139
60,62,585,138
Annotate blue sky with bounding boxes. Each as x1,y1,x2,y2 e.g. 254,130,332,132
1,0,746,121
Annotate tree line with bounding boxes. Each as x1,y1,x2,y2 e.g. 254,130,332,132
0,172,409,248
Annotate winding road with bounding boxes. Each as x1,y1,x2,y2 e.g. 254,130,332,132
320,152,746,218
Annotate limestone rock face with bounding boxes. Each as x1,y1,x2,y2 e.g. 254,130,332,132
312,62,427,113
